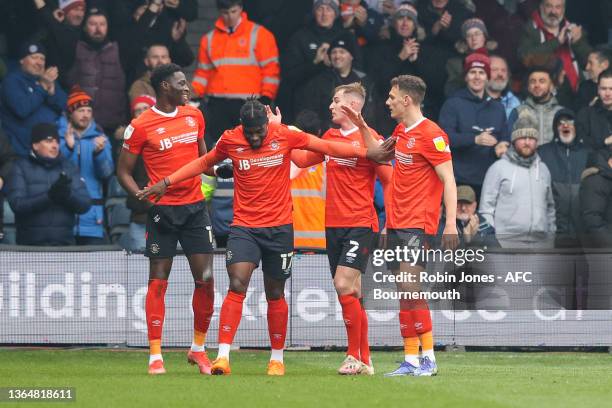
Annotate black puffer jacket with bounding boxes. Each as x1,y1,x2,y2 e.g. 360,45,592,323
538,109,590,239
5,152,91,246
579,150,612,247
295,68,377,131
576,99,612,154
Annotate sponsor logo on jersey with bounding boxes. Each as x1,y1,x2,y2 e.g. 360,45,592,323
124,125,134,140
251,154,284,168
396,151,413,165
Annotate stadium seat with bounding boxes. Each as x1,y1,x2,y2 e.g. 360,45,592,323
107,175,128,198
105,198,131,244
2,200,16,244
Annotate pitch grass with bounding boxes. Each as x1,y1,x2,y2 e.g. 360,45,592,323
1,350,611,408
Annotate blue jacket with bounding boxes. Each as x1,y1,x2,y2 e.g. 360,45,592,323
5,152,91,245
0,69,67,157
439,88,509,187
57,116,114,238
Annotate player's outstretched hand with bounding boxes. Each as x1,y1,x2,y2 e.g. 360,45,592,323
265,105,282,124
136,179,168,202
340,105,367,129
366,137,396,163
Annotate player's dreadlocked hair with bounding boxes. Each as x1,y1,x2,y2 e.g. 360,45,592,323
240,97,268,127
150,63,183,94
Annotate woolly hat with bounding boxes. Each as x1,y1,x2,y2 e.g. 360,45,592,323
394,3,418,24
31,123,59,144
461,18,488,39
511,110,539,142
59,0,86,13
313,0,339,17
131,94,156,114
67,85,93,113
328,32,355,57
18,41,46,60
464,52,491,78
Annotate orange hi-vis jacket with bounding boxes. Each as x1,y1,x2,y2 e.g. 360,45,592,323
292,163,326,250
192,12,280,100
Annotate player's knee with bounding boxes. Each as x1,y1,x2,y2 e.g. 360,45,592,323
333,277,356,296
199,269,214,283
228,277,249,294
265,287,284,300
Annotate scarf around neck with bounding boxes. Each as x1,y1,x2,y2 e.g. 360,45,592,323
531,10,579,91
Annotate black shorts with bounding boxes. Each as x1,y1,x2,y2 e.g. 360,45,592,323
145,200,214,258
326,227,376,276
387,228,427,269
226,224,294,281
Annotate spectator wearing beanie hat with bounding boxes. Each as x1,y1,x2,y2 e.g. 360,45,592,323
479,109,556,248
439,52,508,198
280,0,362,122
5,122,91,246
33,0,85,76
57,85,114,245
445,17,499,96
416,0,473,54
0,41,67,158
339,0,385,45
367,1,447,132
295,32,376,131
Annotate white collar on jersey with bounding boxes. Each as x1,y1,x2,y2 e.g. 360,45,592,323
404,116,426,133
339,126,359,136
152,106,178,118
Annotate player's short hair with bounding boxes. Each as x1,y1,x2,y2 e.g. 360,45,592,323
334,82,366,102
216,0,242,10
150,63,182,94
390,75,426,105
598,68,612,84
240,97,268,128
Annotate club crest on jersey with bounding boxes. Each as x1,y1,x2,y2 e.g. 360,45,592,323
352,141,360,148
123,125,134,140
150,243,160,254
407,137,416,148
433,136,449,152
185,116,196,127
226,250,233,261
270,140,280,150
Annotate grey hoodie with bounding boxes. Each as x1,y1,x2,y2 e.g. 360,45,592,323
479,147,556,248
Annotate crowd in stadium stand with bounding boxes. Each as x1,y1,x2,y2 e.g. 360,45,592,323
0,0,611,248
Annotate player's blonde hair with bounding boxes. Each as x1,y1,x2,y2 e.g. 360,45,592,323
390,75,426,106
334,82,366,103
